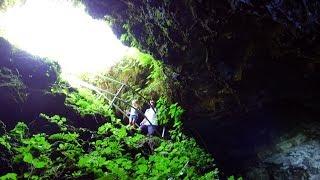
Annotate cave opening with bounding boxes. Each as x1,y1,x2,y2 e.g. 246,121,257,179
0,0,128,76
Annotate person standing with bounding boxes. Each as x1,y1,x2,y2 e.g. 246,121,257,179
140,100,157,135
129,99,139,127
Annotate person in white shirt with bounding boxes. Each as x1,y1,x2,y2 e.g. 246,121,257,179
140,100,157,135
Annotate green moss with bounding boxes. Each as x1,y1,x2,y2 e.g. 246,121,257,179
89,48,171,112
114,0,179,60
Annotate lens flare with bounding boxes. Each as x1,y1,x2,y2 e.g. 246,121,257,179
0,0,128,74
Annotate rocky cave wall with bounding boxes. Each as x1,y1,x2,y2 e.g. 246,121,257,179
82,0,320,178
83,0,320,118
0,38,108,133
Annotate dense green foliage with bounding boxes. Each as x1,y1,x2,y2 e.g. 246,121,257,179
156,96,184,133
66,88,115,118
92,48,169,102
0,84,218,179
79,47,180,122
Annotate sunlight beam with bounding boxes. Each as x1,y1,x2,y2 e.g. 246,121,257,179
0,0,128,75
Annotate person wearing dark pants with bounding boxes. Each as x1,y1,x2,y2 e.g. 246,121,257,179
140,100,157,135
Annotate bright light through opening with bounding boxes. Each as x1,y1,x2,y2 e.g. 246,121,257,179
0,0,128,75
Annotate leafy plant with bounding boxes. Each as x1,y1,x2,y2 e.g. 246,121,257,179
0,134,11,150
49,132,79,142
65,88,115,119
10,122,28,140
0,173,17,180
156,97,184,129
0,111,219,179
0,55,219,179
13,133,52,169
228,175,244,180
120,24,141,48
40,114,67,131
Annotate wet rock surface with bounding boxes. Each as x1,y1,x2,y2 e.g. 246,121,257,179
247,130,320,179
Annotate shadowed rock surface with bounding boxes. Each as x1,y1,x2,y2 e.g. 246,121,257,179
0,38,106,132
82,0,320,177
